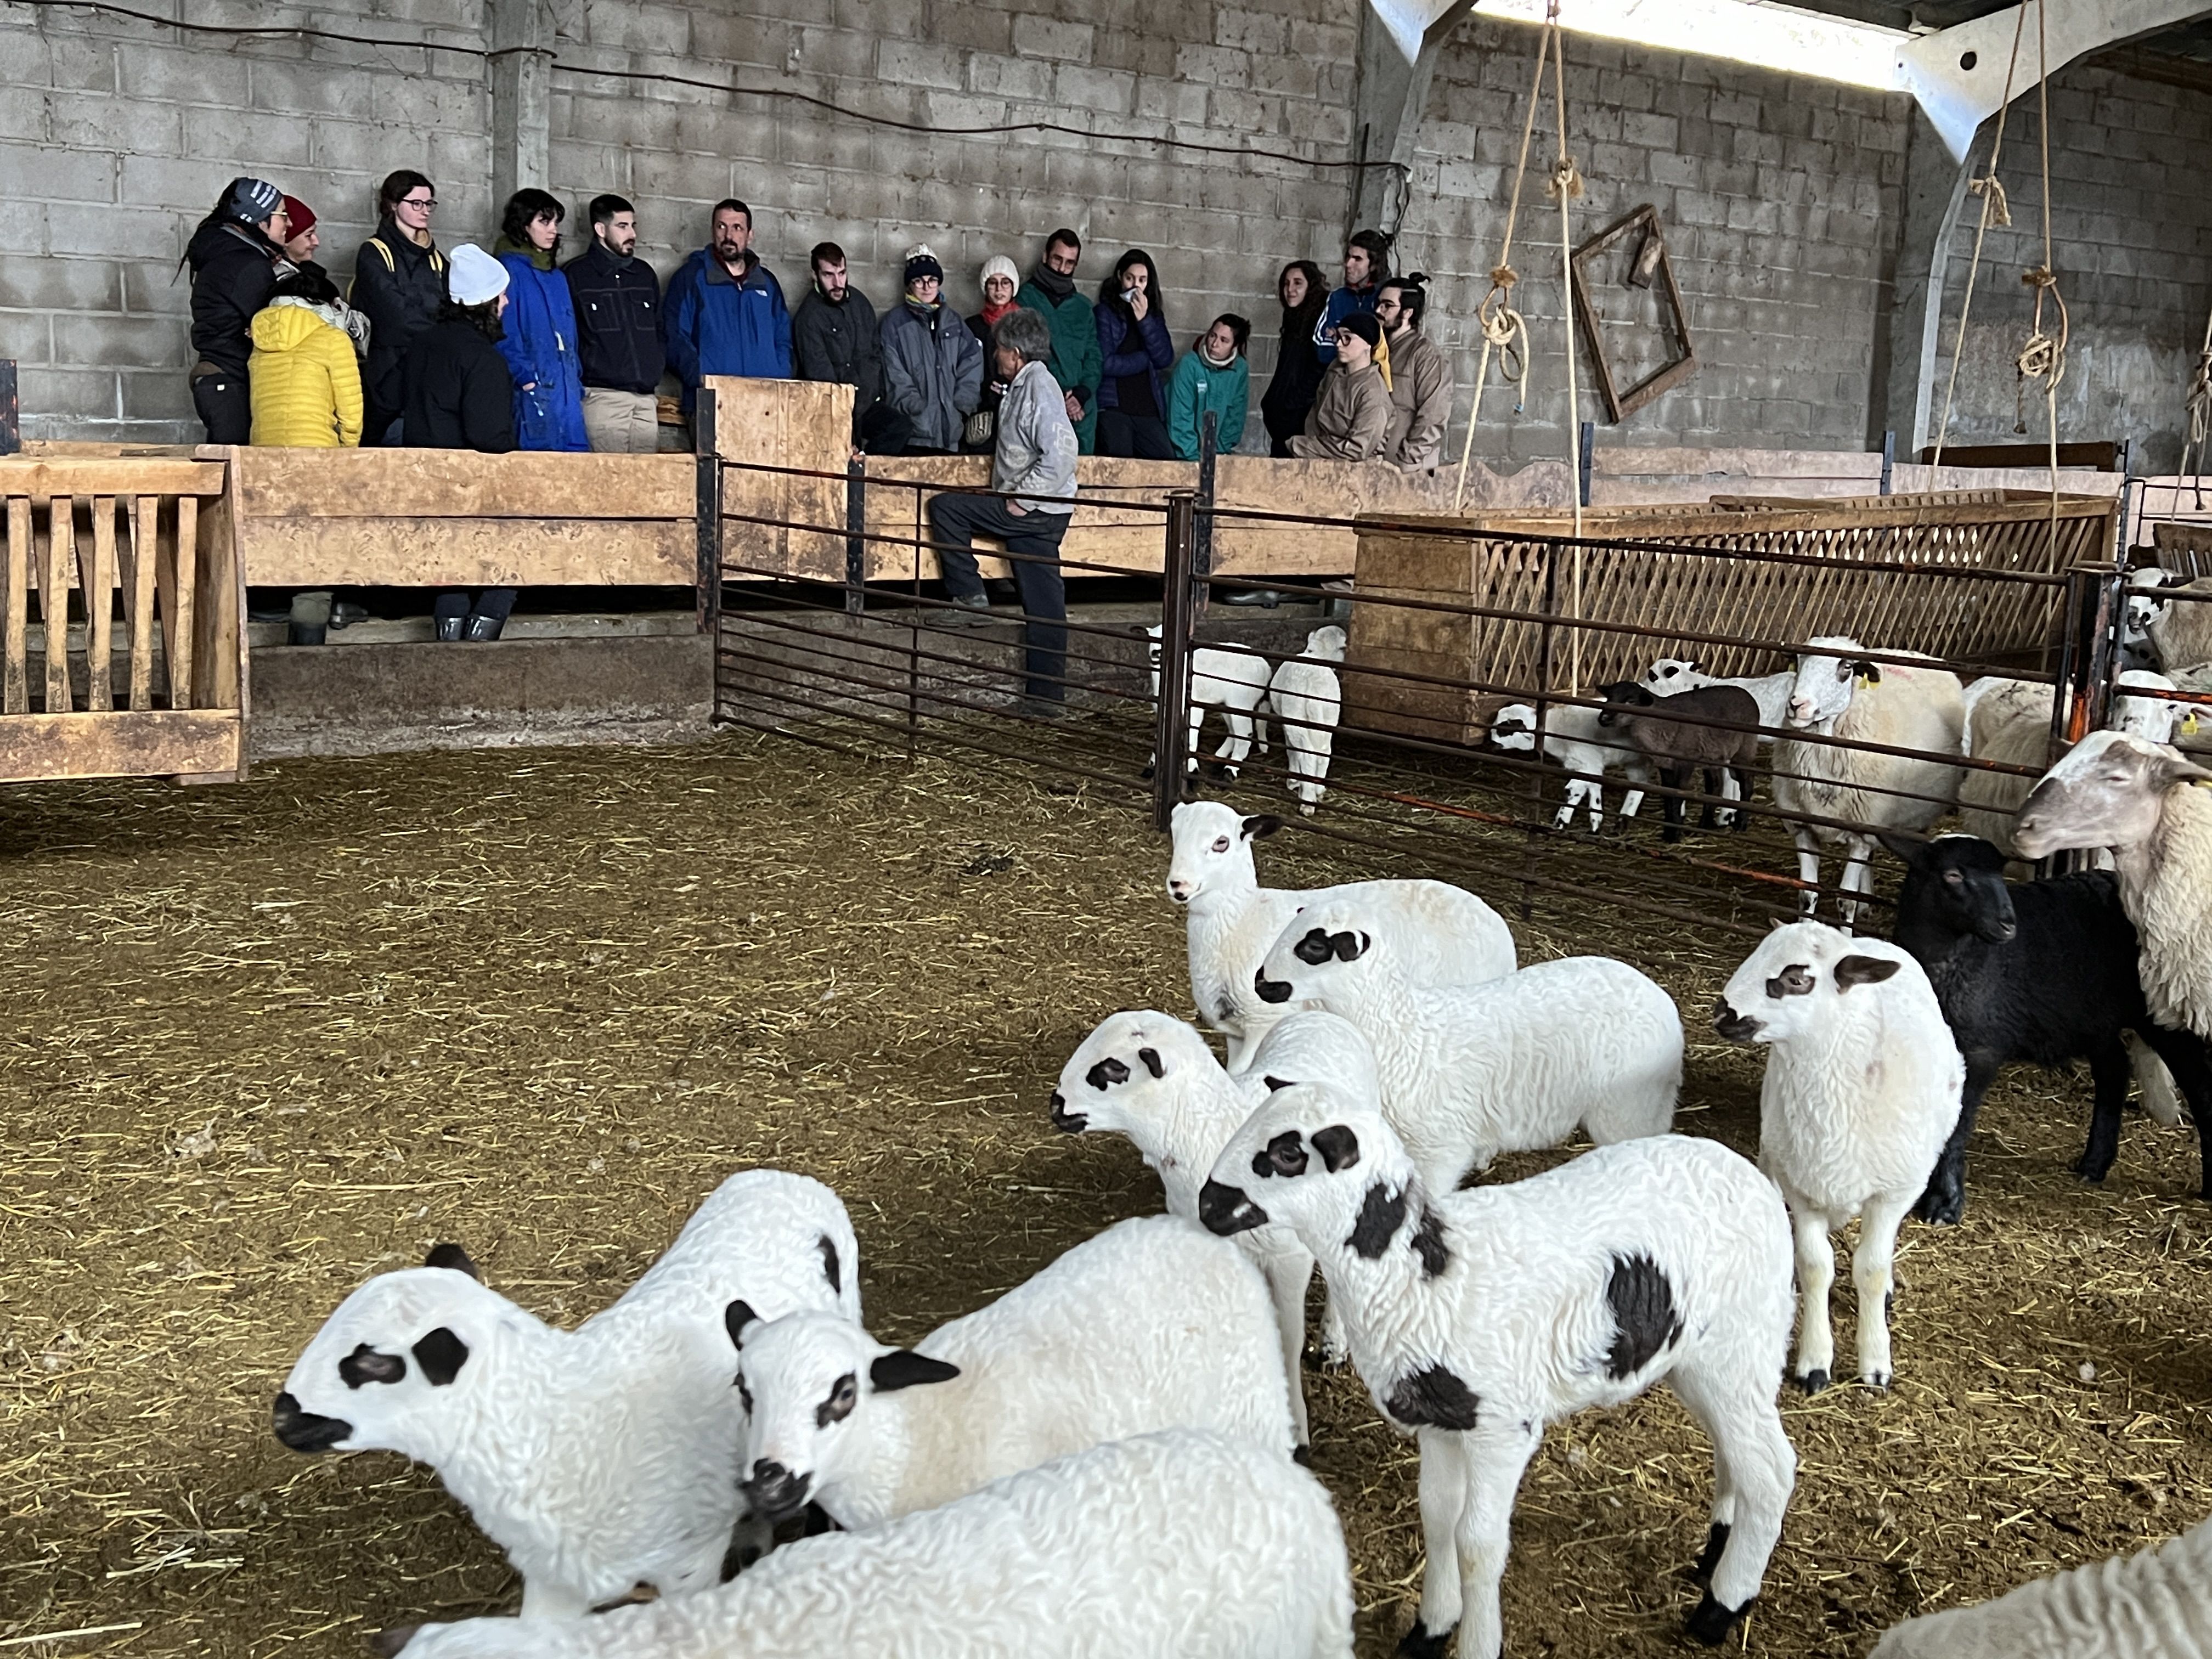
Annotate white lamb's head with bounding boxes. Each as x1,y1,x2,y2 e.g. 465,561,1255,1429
274,1247,511,1460
728,1308,960,1525
2111,670,2183,746
1640,657,1708,695
1253,900,1382,1015
2015,727,2211,860
1197,1081,1409,1244
1712,922,1908,1046
1486,702,1537,752
1166,800,1279,904
1049,1010,1212,1139
1785,636,1880,731
1302,625,1347,661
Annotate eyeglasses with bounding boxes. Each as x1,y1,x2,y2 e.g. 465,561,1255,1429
398,196,437,212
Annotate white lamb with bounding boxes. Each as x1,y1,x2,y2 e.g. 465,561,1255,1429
1166,799,1516,1068
1869,1507,2212,1658
1716,922,1963,1392
1144,624,1273,777
1050,1008,1381,1444
1199,1088,1796,1659
272,1170,861,1619
1251,896,1681,1177
727,1214,1293,1534
383,1428,1356,1659
1487,698,1650,831
1267,624,1346,814
2123,565,2181,669
1775,636,1966,923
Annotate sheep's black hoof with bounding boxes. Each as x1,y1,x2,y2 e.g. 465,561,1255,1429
1292,1443,1312,1466
1690,1521,1730,1586
1395,1620,1454,1659
2073,1153,2114,1183
1795,1368,1829,1396
1909,1180,1963,1226
1685,1592,1751,1647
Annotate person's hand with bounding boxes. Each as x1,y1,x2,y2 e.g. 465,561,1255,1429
1064,392,1082,420
1128,290,1148,321
1007,501,1028,516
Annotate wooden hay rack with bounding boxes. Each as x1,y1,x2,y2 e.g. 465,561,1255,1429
1345,492,2118,746
2,453,247,785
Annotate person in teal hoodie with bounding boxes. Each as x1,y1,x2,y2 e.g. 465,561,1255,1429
665,198,792,415
1013,228,1103,455
1167,313,1251,461
492,189,589,452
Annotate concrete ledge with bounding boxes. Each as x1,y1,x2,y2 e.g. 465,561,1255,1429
249,633,712,760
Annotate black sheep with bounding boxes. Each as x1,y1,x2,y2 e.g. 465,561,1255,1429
1880,832,2212,1222
1595,680,1760,842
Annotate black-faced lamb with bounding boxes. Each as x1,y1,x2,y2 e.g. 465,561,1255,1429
1775,636,1966,922
1881,832,2212,1218
272,1169,860,1618
1198,1087,1797,1658
382,1428,1357,1659
1715,923,1962,1392
727,1214,1293,1532
1166,799,1515,1068
1595,679,1760,839
1049,1008,1379,1444
1252,896,1681,1180
1485,699,1650,831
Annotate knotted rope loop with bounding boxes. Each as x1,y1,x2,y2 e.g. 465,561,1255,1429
1477,281,1530,387
1967,172,2011,227
1547,155,1584,201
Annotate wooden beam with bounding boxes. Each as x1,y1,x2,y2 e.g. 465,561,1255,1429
234,517,697,587
230,449,695,520
0,458,224,500
0,709,240,783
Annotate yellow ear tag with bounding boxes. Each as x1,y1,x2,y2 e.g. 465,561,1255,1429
2184,713,2200,736
1853,673,1871,689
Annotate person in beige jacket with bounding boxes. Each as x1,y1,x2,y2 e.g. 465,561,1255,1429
1288,311,1392,462
1376,275,1451,470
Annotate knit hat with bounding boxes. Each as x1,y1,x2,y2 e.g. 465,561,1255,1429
1337,311,1382,348
447,243,510,306
904,243,944,285
280,195,316,238
979,253,1019,292
225,177,283,225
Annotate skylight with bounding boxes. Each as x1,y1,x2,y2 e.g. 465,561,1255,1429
1480,0,1907,92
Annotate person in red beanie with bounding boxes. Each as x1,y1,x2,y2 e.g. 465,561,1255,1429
276,193,370,360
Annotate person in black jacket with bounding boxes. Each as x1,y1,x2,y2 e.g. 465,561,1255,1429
403,245,518,641
562,193,665,453
183,177,290,443
352,169,448,446
1260,259,1330,458
791,241,907,456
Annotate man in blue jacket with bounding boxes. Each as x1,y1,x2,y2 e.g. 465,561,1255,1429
665,198,792,420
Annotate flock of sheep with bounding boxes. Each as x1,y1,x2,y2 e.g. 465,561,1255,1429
269,597,2212,1658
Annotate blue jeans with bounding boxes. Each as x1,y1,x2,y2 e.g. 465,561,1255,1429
926,492,1070,702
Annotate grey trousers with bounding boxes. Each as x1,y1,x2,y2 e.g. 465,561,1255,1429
582,387,661,453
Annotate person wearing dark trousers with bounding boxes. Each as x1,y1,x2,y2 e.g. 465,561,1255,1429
926,308,1077,712
184,177,289,443
792,241,907,455
352,170,448,446
1260,258,1330,458
402,245,518,642
1092,249,1176,460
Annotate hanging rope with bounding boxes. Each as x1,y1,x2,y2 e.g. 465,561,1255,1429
1544,16,1587,690
2182,297,2212,507
2016,2,2066,563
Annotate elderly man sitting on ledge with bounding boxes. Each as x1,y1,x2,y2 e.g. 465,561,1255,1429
924,306,1077,716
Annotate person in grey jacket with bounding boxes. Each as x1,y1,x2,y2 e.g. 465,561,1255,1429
925,306,1077,710
879,245,982,455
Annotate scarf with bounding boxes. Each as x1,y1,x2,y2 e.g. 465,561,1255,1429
978,298,1017,328
1030,262,1075,302
1373,335,1393,392
493,234,556,272
1199,343,1238,371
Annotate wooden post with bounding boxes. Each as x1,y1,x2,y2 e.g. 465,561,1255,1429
125,495,157,710
44,495,72,713
0,360,17,455
693,385,719,636
3,495,27,713
1193,410,1218,621
84,494,114,710
167,494,198,709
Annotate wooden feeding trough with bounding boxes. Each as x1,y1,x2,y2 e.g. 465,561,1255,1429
1,453,247,784
1342,492,2120,747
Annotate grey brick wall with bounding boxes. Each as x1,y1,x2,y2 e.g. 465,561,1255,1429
1398,15,1914,467
1926,62,2212,473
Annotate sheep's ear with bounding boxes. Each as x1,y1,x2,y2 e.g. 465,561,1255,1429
1241,814,1284,840
1853,660,1882,686
411,1327,470,1386
723,1299,761,1351
1874,832,1925,868
424,1243,480,1281
1310,1124,1361,1172
869,1351,961,1392
1833,955,1901,992
1688,659,1703,673
2149,750,2212,789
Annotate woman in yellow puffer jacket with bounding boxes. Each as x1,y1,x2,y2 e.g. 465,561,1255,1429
249,268,364,447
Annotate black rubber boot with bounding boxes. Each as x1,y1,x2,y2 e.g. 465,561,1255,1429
286,590,333,647
464,612,506,642
433,592,469,641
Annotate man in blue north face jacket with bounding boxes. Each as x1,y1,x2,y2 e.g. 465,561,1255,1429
665,198,792,413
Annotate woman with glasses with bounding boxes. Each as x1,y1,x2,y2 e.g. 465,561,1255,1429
351,169,448,445
1287,311,1392,463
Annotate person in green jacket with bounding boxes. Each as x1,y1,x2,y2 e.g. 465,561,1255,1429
1014,228,1103,455
1167,313,1251,461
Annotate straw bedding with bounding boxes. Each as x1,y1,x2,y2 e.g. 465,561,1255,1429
3,735,2209,1657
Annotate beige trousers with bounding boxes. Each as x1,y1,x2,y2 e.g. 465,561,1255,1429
582,387,660,453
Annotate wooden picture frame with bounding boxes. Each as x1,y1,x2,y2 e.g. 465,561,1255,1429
1570,204,1697,423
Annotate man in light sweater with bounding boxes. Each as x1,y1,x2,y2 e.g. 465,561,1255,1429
924,306,1077,712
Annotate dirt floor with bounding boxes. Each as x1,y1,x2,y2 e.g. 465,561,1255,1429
4,729,2211,1658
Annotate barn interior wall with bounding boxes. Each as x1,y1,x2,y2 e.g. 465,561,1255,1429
1,0,2205,469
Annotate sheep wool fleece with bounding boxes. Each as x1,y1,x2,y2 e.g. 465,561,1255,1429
387,1430,1357,1659
2118,780,2212,1039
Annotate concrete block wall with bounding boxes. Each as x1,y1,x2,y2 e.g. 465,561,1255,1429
1398,14,1914,467
1926,61,2212,473
0,3,494,441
